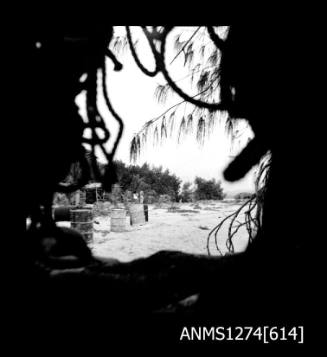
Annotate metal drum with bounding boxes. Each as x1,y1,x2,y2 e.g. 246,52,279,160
70,208,93,244
53,205,74,222
110,209,127,232
129,204,146,226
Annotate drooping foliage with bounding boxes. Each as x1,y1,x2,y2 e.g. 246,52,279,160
110,27,250,163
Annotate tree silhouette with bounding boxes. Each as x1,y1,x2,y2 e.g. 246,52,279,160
110,27,251,162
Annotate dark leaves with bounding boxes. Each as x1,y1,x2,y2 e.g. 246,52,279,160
154,83,172,104
200,45,206,58
186,114,193,133
142,133,147,146
111,35,129,55
169,111,175,137
153,126,159,145
207,111,217,133
128,26,237,154
178,116,186,143
161,116,167,140
196,116,206,145
197,71,210,91
225,117,234,136
130,136,139,163
174,34,186,52
136,135,141,152
184,43,194,68
208,49,220,66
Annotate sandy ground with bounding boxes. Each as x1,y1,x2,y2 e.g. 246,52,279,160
86,201,250,262
27,200,250,262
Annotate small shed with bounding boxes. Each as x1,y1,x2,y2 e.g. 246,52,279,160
83,182,103,203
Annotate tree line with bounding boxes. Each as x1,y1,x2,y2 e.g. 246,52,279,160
113,161,225,203
63,157,225,203
114,161,181,203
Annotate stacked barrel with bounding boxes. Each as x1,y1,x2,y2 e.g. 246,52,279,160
52,200,149,242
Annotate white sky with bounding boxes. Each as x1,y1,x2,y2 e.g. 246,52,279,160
76,27,256,195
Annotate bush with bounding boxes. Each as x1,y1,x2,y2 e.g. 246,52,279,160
181,182,193,202
158,194,172,204
194,177,225,201
234,192,254,200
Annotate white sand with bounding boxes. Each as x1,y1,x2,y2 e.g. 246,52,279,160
89,201,250,262
27,201,251,262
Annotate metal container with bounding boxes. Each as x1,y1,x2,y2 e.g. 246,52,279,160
110,209,127,232
70,208,93,244
129,204,146,226
53,205,74,221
